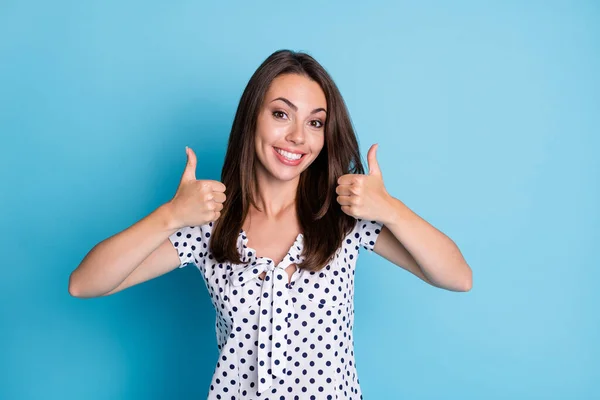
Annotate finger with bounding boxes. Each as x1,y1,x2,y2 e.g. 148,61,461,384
181,146,197,182
210,181,227,192
340,205,352,216
337,174,356,186
337,195,353,206
210,211,221,221
211,191,227,204
367,143,382,177
335,185,353,196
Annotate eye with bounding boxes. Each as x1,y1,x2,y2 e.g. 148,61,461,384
311,120,324,129
272,110,288,120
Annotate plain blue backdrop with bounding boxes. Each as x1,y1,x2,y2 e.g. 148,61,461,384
1,0,598,399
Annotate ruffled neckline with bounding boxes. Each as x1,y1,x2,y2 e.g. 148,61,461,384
237,229,305,270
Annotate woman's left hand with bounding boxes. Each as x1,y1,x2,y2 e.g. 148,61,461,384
336,144,395,223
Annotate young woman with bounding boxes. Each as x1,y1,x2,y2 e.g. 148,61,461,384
69,49,472,399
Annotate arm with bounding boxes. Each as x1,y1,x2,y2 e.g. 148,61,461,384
337,143,472,292
69,146,226,298
375,196,472,292
68,203,181,298
371,224,436,287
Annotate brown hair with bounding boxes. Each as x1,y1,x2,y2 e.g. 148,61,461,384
211,49,365,272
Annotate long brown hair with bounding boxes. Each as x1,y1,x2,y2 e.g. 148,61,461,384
211,49,365,272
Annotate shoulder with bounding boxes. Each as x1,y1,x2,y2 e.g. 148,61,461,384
170,222,214,246
351,218,383,251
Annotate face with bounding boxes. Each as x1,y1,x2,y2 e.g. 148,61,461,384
254,73,327,182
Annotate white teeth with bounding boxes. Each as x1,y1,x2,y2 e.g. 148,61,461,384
276,148,303,160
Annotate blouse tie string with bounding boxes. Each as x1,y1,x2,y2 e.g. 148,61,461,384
231,259,295,395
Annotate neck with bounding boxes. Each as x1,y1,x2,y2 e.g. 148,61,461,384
251,168,299,219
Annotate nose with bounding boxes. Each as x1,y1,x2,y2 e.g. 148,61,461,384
285,121,305,145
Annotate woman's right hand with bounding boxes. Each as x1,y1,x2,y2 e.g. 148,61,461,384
168,146,226,229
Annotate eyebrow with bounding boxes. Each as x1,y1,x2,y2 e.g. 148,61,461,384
270,97,327,114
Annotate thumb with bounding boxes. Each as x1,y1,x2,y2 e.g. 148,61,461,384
367,143,382,177
181,146,197,182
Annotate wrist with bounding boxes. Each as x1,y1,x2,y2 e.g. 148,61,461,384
381,196,407,227
158,201,180,231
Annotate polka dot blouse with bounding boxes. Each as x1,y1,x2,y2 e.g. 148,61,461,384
169,218,383,399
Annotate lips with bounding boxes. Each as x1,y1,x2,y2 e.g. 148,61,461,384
273,146,305,166
274,147,306,156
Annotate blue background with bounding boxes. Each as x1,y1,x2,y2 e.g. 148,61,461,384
1,0,598,399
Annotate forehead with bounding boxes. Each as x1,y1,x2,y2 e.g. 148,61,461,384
264,74,326,107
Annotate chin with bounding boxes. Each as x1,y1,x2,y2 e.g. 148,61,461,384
269,168,304,182
269,161,312,182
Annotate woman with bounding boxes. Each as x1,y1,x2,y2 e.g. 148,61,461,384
69,49,472,399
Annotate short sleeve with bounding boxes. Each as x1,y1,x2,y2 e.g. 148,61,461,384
168,223,212,268
354,218,383,252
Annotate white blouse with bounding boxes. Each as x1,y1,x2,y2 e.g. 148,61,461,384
169,218,383,400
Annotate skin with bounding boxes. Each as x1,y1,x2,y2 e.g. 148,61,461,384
243,73,473,291
242,73,327,282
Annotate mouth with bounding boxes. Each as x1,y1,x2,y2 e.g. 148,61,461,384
273,147,306,166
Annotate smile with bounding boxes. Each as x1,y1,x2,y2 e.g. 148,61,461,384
275,147,304,160
273,147,306,166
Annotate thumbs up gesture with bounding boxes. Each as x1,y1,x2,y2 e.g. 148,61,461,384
169,146,227,229
336,144,393,222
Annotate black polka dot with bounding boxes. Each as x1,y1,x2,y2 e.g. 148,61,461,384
166,218,382,397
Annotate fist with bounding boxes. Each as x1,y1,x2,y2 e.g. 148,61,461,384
169,146,226,228
336,143,391,221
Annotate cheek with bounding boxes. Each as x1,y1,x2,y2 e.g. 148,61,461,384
313,135,325,154
256,125,285,147
254,113,272,143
